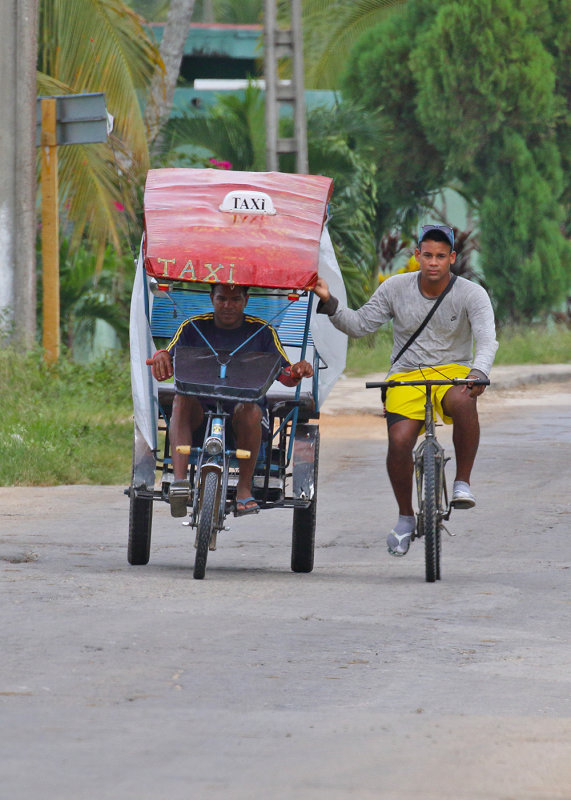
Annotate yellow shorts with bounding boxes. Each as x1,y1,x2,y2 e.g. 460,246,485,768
385,364,471,425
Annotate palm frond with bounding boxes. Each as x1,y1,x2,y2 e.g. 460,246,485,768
37,0,162,256
45,0,160,155
214,0,263,24
164,85,266,170
302,0,407,88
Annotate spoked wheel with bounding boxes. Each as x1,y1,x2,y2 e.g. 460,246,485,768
291,431,319,574
194,471,219,580
422,441,441,583
128,491,153,565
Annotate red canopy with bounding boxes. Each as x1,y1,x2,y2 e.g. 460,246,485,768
143,168,333,289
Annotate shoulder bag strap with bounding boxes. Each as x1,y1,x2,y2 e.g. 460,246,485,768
391,274,457,366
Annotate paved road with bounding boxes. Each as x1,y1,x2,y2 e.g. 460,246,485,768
2,381,571,799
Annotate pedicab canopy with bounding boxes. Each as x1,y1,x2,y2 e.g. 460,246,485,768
143,168,334,290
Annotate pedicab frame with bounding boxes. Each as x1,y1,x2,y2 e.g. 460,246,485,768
128,168,347,576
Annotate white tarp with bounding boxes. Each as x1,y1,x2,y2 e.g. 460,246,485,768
311,227,348,405
129,247,158,452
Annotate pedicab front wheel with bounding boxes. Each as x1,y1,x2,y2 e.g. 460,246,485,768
128,492,153,565
194,470,219,579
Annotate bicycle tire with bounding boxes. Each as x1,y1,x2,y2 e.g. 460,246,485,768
422,441,440,583
194,471,219,580
128,492,153,566
291,431,319,574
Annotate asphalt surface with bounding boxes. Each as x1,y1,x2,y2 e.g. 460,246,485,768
2,366,571,800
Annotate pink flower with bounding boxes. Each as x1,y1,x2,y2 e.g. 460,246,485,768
209,158,232,170
114,201,125,212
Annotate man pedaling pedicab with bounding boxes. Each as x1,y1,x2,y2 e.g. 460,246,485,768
312,224,498,558
149,282,314,518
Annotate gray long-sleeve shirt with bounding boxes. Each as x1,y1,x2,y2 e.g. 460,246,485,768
320,272,498,377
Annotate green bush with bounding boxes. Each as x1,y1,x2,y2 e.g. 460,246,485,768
0,349,133,486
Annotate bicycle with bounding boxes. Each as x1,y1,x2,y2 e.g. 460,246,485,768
365,376,489,582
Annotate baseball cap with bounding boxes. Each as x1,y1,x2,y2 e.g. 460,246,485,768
418,224,455,250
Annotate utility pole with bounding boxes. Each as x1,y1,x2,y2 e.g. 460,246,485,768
0,0,38,347
264,0,308,174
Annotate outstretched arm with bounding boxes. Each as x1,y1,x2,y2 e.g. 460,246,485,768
313,275,392,338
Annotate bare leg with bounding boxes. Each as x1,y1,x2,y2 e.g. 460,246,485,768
232,402,262,509
441,387,480,483
170,394,204,481
387,418,423,516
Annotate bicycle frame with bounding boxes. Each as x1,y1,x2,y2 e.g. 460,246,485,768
412,384,450,542
189,403,229,533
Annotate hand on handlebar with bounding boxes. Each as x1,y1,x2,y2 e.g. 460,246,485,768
148,350,173,382
290,360,314,380
463,373,487,398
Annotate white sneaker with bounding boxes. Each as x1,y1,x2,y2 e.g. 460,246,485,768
452,481,476,509
387,530,412,557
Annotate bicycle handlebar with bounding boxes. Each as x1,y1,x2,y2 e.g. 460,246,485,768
365,377,490,389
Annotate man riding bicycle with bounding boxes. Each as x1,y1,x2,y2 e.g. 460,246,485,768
313,224,498,557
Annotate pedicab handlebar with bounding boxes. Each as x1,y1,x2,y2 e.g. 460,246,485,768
365,377,490,389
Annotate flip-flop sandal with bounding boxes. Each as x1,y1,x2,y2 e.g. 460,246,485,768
169,479,190,518
235,496,260,517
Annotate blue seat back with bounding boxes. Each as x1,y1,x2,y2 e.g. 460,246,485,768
150,291,313,348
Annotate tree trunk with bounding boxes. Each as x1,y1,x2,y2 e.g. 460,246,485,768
144,0,198,150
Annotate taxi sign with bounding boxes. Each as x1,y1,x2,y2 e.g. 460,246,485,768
219,190,276,215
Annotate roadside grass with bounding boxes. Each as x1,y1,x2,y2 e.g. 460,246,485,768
344,322,571,375
0,348,133,486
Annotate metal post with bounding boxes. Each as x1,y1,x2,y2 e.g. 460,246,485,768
264,0,308,174
291,0,308,174
41,98,60,364
264,0,279,171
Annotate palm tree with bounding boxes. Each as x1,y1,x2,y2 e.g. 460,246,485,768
37,0,161,262
301,0,407,88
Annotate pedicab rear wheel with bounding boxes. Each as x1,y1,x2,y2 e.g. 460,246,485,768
194,471,218,579
291,431,319,573
128,492,153,565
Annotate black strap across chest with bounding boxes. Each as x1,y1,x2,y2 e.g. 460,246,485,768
392,274,457,365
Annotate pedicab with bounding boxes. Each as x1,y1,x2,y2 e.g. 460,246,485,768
128,168,347,578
